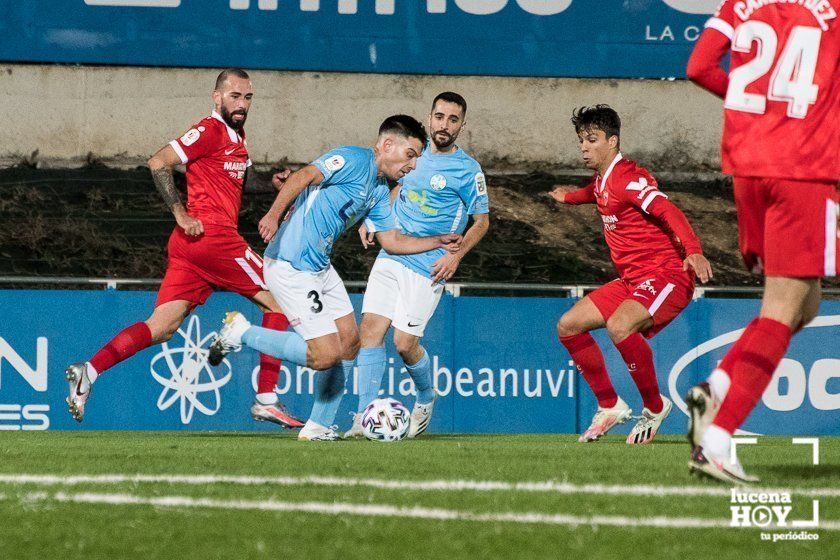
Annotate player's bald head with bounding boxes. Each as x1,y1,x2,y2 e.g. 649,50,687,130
215,68,250,92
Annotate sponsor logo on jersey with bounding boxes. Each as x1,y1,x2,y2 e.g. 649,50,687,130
625,177,657,200
180,128,201,146
406,189,438,216
475,172,487,196
601,214,618,231
223,161,248,171
430,174,447,191
325,155,345,173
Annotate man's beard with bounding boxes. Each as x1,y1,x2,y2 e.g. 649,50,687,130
432,130,457,150
220,106,247,131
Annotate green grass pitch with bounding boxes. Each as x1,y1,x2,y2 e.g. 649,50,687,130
0,432,837,559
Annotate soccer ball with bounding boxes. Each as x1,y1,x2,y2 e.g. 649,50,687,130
361,398,410,442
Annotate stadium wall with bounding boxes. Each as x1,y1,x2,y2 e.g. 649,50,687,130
1,289,838,435
1,64,724,171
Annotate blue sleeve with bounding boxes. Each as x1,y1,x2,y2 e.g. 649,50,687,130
458,164,489,215
312,147,365,187
364,186,397,233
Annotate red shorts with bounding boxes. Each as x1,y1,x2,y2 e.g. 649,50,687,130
156,227,267,310
588,273,694,338
734,178,839,278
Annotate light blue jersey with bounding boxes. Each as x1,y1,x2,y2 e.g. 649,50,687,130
265,146,395,272
376,146,488,277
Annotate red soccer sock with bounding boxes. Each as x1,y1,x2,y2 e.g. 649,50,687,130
614,333,663,414
559,333,618,408
713,318,792,434
88,322,153,375
257,312,290,395
717,319,760,375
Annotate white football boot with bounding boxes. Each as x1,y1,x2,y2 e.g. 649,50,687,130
208,311,251,364
407,394,437,439
65,362,93,422
685,380,722,448
689,445,759,484
627,395,672,445
578,397,632,442
298,419,340,441
343,413,365,439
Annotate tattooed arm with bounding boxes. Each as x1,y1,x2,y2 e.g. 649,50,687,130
148,145,204,236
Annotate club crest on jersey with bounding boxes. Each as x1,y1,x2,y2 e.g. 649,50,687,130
430,174,447,191
180,128,201,146
325,155,345,173
475,172,487,196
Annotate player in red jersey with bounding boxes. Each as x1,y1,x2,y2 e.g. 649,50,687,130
551,105,713,445
685,1,839,483
65,69,303,429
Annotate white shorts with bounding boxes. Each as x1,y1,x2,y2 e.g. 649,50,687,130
361,258,444,337
264,258,355,340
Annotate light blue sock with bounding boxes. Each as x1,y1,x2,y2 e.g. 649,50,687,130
308,361,350,427
356,346,387,413
241,326,307,365
406,348,434,404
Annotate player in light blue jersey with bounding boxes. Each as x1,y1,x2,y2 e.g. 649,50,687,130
346,93,490,439
210,115,462,441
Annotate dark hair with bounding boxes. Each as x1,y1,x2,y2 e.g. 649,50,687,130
378,114,428,146
215,68,250,91
432,91,467,116
571,105,621,140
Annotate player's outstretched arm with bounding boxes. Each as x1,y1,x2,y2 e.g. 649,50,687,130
375,230,462,256
549,184,596,205
430,213,490,284
259,165,324,242
148,144,204,237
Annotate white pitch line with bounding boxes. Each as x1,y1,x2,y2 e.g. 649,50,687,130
19,491,740,530
0,473,839,499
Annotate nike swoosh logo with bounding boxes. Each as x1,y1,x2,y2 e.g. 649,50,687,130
224,148,236,155
407,322,421,327
632,292,649,298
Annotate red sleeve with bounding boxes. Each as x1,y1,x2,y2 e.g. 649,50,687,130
686,27,731,99
563,182,596,205
169,122,219,164
645,196,703,256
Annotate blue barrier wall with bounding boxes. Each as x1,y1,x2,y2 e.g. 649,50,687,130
1,1,720,78
1,289,838,435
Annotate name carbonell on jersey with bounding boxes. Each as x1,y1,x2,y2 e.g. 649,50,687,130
732,0,837,30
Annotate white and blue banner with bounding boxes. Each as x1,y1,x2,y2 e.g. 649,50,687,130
2,1,720,78
1,289,838,435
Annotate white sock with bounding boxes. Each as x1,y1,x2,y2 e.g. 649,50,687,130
255,392,278,405
701,424,732,459
85,362,99,385
707,368,731,402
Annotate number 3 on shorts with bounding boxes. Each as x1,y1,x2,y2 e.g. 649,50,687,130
307,290,324,313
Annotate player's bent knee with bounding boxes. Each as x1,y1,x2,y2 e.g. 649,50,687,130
394,335,419,358
308,348,342,371
556,315,583,338
605,317,635,343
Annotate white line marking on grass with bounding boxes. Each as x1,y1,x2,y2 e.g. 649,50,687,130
1,474,839,500
20,491,751,530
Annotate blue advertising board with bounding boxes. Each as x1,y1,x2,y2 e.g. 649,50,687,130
1,289,838,436
0,1,721,78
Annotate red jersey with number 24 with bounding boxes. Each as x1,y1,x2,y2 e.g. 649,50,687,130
168,111,252,229
707,0,839,181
